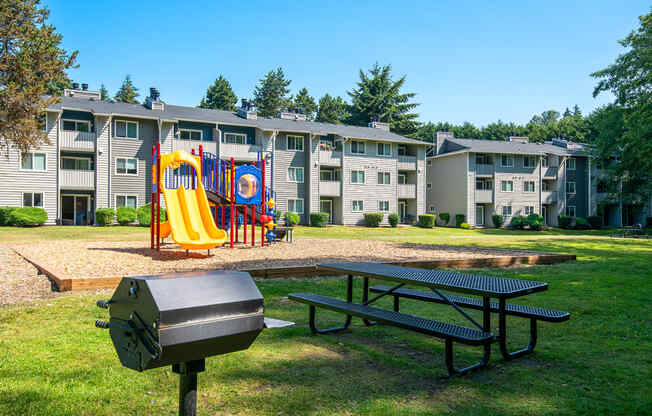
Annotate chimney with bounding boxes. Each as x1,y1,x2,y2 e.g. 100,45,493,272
237,98,257,120
72,82,80,90
81,83,89,91
507,136,529,144
436,131,454,155
63,83,101,100
278,111,307,121
145,87,164,111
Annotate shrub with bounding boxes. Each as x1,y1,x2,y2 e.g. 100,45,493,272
492,213,504,228
388,213,399,228
455,214,465,227
438,213,450,226
587,215,603,229
364,213,384,227
9,207,47,227
0,207,18,226
417,214,436,228
509,215,526,229
310,212,330,227
283,211,300,226
116,206,137,225
526,213,545,231
460,222,471,229
575,217,590,229
95,208,115,226
137,203,168,227
558,215,573,229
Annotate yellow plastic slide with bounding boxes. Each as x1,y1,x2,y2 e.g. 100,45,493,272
158,150,226,250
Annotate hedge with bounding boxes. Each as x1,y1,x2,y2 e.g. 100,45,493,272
460,222,471,229
455,214,465,228
509,215,526,229
558,215,573,229
8,207,47,227
116,206,137,225
438,213,450,226
587,215,603,229
364,213,384,227
491,213,504,228
310,212,330,227
0,207,18,226
137,203,168,227
575,217,590,229
388,213,399,228
95,208,115,226
417,214,436,228
283,211,300,226
526,213,545,231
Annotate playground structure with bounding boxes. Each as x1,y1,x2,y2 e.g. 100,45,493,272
150,143,278,252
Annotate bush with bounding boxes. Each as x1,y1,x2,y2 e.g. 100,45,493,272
95,208,115,226
0,207,18,226
509,215,526,229
438,213,450,226
526,213,545,231
116,206,137,225
364,213,384,227
575,217,590,229
388,213,399,228
460,222,471,229
283,211,300,226
587,215,603,229
137,203,168,227
417,214,436,228
558,215,573,229
310,212,330,227
8,207,47,227
492,213,504,228
455,214,465,227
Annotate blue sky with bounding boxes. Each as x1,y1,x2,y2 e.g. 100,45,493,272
47,0,648,126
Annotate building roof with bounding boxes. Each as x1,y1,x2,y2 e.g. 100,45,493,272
436,137,588,157
49,96,427,146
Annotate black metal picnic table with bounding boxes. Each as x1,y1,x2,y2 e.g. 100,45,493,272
289,262,569,376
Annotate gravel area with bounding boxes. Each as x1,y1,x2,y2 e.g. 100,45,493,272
10,238,536,280
0,246,59,306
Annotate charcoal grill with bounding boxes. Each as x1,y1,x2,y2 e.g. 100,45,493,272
95,270,292,415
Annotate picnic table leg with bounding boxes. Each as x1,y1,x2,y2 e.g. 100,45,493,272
498,297,537,360
308,275,353,334
361,277,376,326
444,296,492,377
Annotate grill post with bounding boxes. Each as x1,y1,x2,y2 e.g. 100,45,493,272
172,359,205,416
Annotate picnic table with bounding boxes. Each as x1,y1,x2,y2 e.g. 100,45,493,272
289,262,570,377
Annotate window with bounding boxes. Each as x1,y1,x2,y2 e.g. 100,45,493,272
476,154,492,165
398,174,407,185
500,180,514,192
23,192,43,207
224,133,246,144
62,119,90,132
287,135,304,151
116,195,137,208
429,205,435,212
524,181,535,192
524,206,535,215
542,181,551,191
350,140,365,154
288,198,304,214
116,158,138,175
398,144,408,156
566,206,576,217
523,156,536,168
114,120,138,139
351,170,365,184
180,129,202,141
377,143,392,157
287,167,304,183
320,170,333,181
61,157,92,170
567,157,576,170
476,179,492,190
352,200,364,212
21,152,46,171
427,160,432,166
566,181,576,194
502,205,512,219
541,156,549,167
378,200,390,212
377,172,391,184
427,183,432,189
501,154,514,168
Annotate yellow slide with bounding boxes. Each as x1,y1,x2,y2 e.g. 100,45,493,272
157,150,226,250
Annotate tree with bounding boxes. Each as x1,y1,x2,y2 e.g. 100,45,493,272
99,84,109,101
290,88,317,119
480,120,523,140
0,0,77,154
316,94,350,124
253,67,291,117
198,75,238,111
347,63,420,136
113,74,139,103
452,121,481,139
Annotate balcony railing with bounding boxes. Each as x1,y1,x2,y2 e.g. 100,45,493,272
397,155,417,170
475,189,493,203
542,191,558,204
60,131,95,152
172,140,217,155
319,150,342,166
60,169,95,189
319,180,341,197
476,164,494,176
543,166,558,179
398,183,417,199
220,142,262,161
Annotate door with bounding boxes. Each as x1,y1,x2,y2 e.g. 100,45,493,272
62,195,90,225
75,196,88,225
62,196,75,225
320,200,333,224
542,206,548,225
475,205,485,226
399,201,407,222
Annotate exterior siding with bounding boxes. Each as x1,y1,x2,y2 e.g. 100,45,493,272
274,132,307,224
493,154,541,223
426,153,468,224
95,115,111,209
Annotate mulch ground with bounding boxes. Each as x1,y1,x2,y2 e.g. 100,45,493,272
0,246,60,306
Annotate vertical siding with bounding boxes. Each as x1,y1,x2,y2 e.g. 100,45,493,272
415,147,426,218
273,133,307,223
95,116,110,209
307,135,319,221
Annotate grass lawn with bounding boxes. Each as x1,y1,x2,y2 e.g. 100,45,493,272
0,226,650,415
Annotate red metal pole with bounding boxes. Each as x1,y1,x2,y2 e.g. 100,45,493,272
244,204,247,244
151,145,155,249
230,158,235,249
191,149,195,189
251,205,255,246
221,204,225,230
261,158,265,247
156,142,161,251
235,205,239,243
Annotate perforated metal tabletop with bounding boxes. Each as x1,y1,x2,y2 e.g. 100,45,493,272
318,262,548,298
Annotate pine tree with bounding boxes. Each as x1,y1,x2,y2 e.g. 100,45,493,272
290,88,317,119
198,75,238,111
99,84,109,101
316,94,350,124
253,68,291,117
114,75,139,103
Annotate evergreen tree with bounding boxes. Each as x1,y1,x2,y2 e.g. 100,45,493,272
290,88,317,119
347,63,420,136
198,75,238,111
113,74,139,103
572,104,582,116
316,94,350,124
0,0,77,154
563,107,572,117
253,68,291,117
452,121,481,139
99,84,109,101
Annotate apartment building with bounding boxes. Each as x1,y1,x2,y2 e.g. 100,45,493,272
0,86,427,226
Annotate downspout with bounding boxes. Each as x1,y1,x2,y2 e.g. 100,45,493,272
108,115,112,208
538,153,542,216
56,111,61,223
342,137,350,224
588,156,592,216
559,156,568,219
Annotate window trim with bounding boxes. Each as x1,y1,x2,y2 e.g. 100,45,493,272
523,156,536,168
60,156,93,171
114,120,139,139
62,118,91,132
115,157,139,176
500,180,514,193
287,135,304,151
351,200,364,212
524,206,535,215
566,181,576,194
287,167,305,183
567,205,576,217
541,156,549,167
524,181,536,193
287,198,304,214
567,157,576,170
350,140,366,155
427,183,432,189
378,200,390,212
223,132,247,144
376,142,392,157
19,152,47,172
502,205,512,218
501,154,514,168
115,194,139,209
179,128,203,141
398,173,407,185
377,171,391,185
351,170,365,184
319,169,333,181
22,192,44,208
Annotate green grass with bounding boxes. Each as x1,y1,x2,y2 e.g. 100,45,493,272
0,226,650,415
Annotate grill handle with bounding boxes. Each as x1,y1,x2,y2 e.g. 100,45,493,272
96,299,112,309
95,320,134,333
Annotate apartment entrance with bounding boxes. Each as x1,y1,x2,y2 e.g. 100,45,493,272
475,205,485,226
319,199,333,224
61,194,90,225
399,200,407,223
542,206,548,225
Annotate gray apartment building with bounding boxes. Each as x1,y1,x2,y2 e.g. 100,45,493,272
1,86,427,226
426,132,651,227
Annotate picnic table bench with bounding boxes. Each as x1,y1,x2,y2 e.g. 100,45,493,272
289,262,570,377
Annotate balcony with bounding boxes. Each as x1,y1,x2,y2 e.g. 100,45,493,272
319,150,342,166
398,183,416,199
60,131,95,152
220,142,262,161
397,155,417,170
475,189,493,203
543,167,558,179
319,180,341,197
542,191,558,204
475,164,494,176
60,169,95,190
172,140,217,155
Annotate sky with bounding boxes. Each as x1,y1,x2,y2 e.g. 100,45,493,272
46,0,649,126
